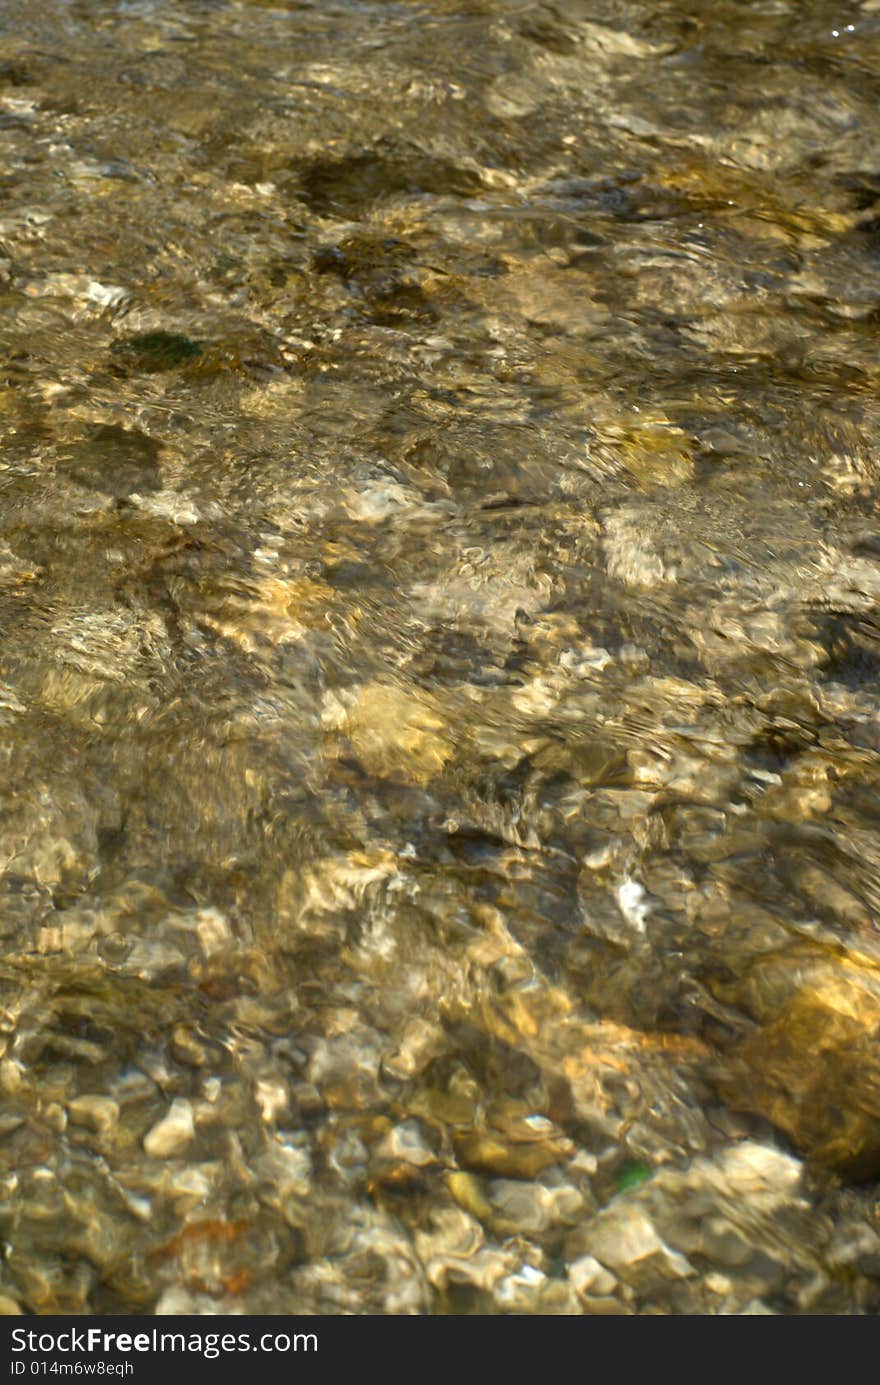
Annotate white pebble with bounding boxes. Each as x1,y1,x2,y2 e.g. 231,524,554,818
143,1098,195,1158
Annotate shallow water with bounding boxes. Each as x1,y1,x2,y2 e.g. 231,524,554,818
2,0,880,1315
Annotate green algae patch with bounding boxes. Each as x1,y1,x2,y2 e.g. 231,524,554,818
113,331,203,372
616,1162,654,1194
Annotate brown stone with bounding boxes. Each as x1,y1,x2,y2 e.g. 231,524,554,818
453,1130,563,1180
713,971,880,1181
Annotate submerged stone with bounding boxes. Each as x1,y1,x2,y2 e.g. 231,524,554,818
143,1099,195,1159
713,973,880,1181
68,1096,119,1136
580,1204,696,1293
112,332,202,372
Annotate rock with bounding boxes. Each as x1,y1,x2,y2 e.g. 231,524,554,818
324,681,453,784
280,854,398,948
568,1254,618,1299
171,1027,208,1068
0,1294,22,1314
0,1060,23,1094
576,1140,839,1312
712,970,880,1180
447,1171,493,1222
382,1018,446,1081
704,1272,733,1296
165,1166,214,1203
828,1224,880,1277
292,1207,429,1314
736,1299,777,1315
193,575,336,653
593,413,694,490
574,1204,696,1293
41,1102,67,1133
154,1288,223,1316
254,1078,289,1125
251,1136,313,1204
113,331,202,373
414,1206,518,1296
644,1143,809,1275
325,1127,369,1183
603,507,675,590
495,1265,581,1315
489,1178,585,1234
308,1027,383,1110
68,1096,119,1135
143,1099,195,1159
195,908,233,956
453,1130,565,1180
374,1120,437,1167
414,1207,486,1289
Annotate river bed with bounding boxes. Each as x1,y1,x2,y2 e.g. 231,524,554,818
1,0,880,1315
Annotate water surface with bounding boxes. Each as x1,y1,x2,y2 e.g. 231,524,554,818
2,0,880,1315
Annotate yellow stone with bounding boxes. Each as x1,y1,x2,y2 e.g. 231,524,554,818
603,418,694,489
447,1171,493,1222
453,1130,563,1179
335,681,453,784
714,968,880,1180
199,575,338,651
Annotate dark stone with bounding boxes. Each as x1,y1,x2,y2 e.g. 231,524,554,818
112,331,202,373
57,424,161,497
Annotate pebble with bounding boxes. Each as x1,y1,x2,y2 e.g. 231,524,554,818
195,908,233,957
581,1204,696,1291
41,1102,67,1133
453,1130,563,1179
171,1027,208,1068
447,1171,493,1222
489,1178,585,1233
68,1096,119,1135
0,1060,23,1094
568,1254,618,1298
374,1120,436,1167
143,1099,195,1158
254,1077,289,1125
